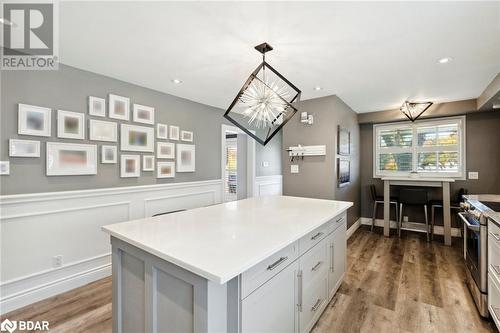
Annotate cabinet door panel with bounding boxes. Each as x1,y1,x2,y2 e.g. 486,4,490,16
328,221,346,300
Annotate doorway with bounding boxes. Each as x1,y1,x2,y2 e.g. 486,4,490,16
221,124,255,202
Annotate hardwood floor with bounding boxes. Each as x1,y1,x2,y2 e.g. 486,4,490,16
2,226,496,332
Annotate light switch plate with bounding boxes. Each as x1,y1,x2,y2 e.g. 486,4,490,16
468,171,479,180
262,161,269,168
291,164,299,174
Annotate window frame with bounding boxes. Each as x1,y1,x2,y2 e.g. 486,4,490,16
373,116,466,179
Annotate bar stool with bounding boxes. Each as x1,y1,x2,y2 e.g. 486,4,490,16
398,188,429,241
429,188,467,240
370,184,399,232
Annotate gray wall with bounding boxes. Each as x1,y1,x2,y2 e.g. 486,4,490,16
282,95,361,228
360,111,500,226
0,64,282,195
255,131,282,177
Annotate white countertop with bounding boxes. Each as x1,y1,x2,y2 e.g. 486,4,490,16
382,177,455,182
102,196,353,284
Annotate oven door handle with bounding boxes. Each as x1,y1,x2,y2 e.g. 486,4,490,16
458,212,480,232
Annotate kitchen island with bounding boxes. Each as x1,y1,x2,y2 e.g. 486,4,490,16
102,196,352,333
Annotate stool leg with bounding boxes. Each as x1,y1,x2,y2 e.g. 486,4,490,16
372,202,377,232
399,203,403,238
424,205,429,242
431,206,435,241
395,203,399,237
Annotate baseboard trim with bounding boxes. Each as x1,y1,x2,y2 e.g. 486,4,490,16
360,217,462,237
347,218,361,239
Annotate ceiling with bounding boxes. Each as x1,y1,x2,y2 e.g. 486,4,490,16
59,1,500,113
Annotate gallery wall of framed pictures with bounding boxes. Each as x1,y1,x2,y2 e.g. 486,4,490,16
2,94,197,181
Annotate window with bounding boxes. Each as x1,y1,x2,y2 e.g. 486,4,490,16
374,116,465,178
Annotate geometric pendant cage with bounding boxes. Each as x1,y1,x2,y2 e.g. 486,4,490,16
400,100,433,122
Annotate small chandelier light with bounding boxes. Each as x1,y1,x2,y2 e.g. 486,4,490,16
224,42,301,145
400,100,433,122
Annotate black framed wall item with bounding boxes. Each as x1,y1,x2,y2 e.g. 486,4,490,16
337,157,350,188
337,125,350,156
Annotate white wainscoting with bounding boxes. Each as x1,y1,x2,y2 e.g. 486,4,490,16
254,175,283,197
0,179,222,314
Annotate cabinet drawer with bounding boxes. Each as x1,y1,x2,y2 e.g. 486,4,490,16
489,273,500,329
327,213,346,235
489,232,500,276
299,274,327,333
300,240,328,287
241,241,298,299
299,224,328,255
490,220,500,245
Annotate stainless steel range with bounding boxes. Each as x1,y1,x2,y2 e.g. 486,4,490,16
460,197,500,318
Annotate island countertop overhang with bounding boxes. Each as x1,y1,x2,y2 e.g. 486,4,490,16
102,196,353,284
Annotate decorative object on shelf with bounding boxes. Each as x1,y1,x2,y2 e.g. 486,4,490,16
101,145,117,164
224,42,301,146
287,144,326,162
143,155,155,171
46,142,97,176
180,130,193,142
9,139,40,157
57,110,85,140
18,104,51,137
157,161,175,178
0,161,10,175
133,104,155,125
176,144,195,172
89,119,118,142
157,142,175,159
120,154,140,177
400,100,433,122
157,123,168,139
88,96,106,117
120,124,154,152
169,125,179,140
300,111,314,125
337,157,350,188
337,126,350,156
109,94,130,120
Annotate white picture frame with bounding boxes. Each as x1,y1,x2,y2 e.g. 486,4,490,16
109,94,130,120
46,142,97,176
101,145,117,164
18,104,51,137
157,123,168,139
120,154,140,178
88,96,106,117
176,144,195,172
0,161,10,175
180,130,193,142
157,161,175,178
133,104,155,125
169,125,180,140
9,139,40,157
143,155,155,171
89,119,118,142
57,110,85,140
157,142,175,159
120,124,154,152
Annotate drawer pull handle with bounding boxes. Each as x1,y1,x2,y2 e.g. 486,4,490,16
311,298,323,312
267,256,288,271
311,261,323,272
493,265,500,275
330,244,334,272
297,270,303,312
336,217,344,223
491,232,500,242
311,232,324,241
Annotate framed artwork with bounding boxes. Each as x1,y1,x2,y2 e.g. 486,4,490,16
133,104,155,125
143,155,155,171
120,154,140,178
0,161,10,175
337,157,350,188
46,142,97,176
120,124,154,152
157,123,168,139
88,96,106,117
101,145,117,164
176,144,195,172
169,125,180,140
18,104,51,137
89,119,117,142
109,94,130,120
157,161,175,178
157,142,175,159
57,110,85,140
181,130,193,142
337,126,350,156
9,139,40,157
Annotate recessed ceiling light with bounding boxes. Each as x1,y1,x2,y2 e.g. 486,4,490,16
171,79,182,84
314,86,322,91
438,57,452,64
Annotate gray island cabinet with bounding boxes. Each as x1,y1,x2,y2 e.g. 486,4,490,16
103,196,352,333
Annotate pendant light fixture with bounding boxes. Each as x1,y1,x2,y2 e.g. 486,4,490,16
400,100,433,122
224,42,301,145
